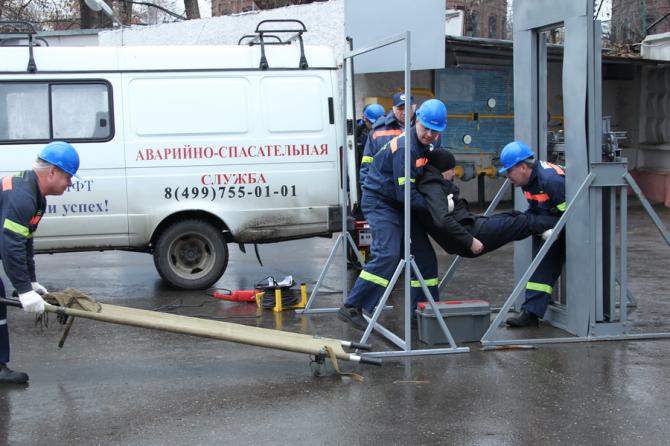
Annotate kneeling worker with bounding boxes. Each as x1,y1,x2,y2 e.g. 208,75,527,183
0,141,80,384
498,141,566,327
417,142,566,327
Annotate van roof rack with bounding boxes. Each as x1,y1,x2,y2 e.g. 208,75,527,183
238,19,308,70
0,20,38,72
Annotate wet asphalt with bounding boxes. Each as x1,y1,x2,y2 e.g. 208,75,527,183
0,204,669,445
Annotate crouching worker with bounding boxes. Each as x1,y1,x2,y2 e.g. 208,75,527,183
0,141,80,384
416,141,566,327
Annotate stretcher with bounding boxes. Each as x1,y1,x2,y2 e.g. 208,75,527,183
1,289,380,378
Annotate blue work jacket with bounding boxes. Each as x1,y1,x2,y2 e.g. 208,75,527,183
362,126,433,211
522,161,567,215
0,170,46,294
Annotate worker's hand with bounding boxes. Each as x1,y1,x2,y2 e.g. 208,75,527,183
18,291,46,314
541,228,553,241
447,194,455,213
31,282,48,295
470,237,484,255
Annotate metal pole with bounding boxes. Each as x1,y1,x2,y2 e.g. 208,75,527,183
296,233,343,314
624,173,670,245
619,186,628,325
403,30,412,349
340,55,351,305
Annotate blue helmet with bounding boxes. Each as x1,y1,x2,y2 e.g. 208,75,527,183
416,99,447,132
38,141,80,178
499,141,534,173
363,103,384,123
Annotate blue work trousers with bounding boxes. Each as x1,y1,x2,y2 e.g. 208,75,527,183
0,279,8,364
460,210,563,317
345,195,438,313
521,234,565,317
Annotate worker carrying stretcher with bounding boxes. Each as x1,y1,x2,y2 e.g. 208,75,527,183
338,99,446,331
0,141,81,384
416,141,566,328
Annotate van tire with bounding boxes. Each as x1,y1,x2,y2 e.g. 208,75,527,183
153,220,228,290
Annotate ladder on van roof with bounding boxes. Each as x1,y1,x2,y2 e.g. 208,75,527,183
238,19,309,70
0,20,43,73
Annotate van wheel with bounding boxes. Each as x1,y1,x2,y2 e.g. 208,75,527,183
153,220,228,290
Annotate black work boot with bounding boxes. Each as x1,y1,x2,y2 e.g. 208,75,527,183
0,363,29,384
337,305,368,331
506,311,539,328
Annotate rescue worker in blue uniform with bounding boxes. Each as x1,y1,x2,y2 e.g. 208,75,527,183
0,141,80,384
417,147,558,258
355,104,385,156
497,141,566,327
359,92,416,188
354,104,386,218
338,99,446,330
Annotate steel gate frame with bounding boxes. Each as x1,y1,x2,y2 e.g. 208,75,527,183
479,0,670,347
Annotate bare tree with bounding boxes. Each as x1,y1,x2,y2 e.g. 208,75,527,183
117,0,132,24
1,0,79,30
183,0,200,19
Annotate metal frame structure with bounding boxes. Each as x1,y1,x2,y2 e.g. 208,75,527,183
298,32,469,358
303,0,669,354
478,0,670,347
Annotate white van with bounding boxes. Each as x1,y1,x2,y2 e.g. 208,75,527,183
0,30,351,289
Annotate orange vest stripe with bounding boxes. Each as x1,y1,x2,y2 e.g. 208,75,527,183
547,162,565,175
1,176,12,192
373,129,402,140
390,138,399,153
524,191,550,202
415,157,428,168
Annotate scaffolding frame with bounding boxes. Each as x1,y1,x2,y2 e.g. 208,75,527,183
298,32,469,358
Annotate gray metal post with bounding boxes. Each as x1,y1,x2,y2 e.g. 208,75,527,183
402,31,412,349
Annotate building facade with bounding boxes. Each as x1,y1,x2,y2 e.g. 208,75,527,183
447,0,508,39
612,0,670,44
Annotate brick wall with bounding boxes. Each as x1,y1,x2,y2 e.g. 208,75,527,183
612,0,670,43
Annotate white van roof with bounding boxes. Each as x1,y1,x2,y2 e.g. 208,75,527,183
0,44,337,72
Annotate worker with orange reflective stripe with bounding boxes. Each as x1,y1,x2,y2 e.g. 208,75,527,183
498,141,566,328
338,99,446,330
359,92,417,189
0,141,80,384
